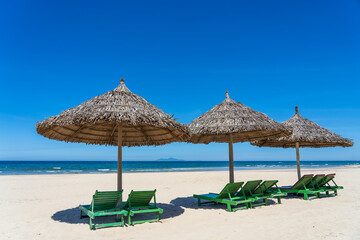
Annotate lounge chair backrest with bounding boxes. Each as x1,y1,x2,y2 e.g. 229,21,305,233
217,182,244,199
237,180,262,197
92,190,122,211
291,174,314,190
306,174,325,188
318,174,336,187
253,180,278,194
125,190,156,208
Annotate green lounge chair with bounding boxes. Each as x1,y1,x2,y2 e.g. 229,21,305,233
253,180,287,204
123,190,163,225
235,180,263,207
306,174,326,190
193,182,254,212
278,174,322,200
79,190,128,230
317,174,344,196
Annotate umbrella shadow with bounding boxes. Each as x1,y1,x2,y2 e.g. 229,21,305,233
52,207,88,225
170,196,279,211
281,192,336,200
170,196,231,211
51,203,184,226
170,196,199,209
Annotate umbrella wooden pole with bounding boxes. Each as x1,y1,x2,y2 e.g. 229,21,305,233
228,134,234,183
296,142,301,180
117,124,123,191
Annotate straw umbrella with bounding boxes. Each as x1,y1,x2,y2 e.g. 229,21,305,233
251,106,354,179
36,79,189,191
188,91,291,183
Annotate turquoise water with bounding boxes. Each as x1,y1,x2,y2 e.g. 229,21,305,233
0,161,359,175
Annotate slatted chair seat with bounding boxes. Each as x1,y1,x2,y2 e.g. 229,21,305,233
193,182,254,212
79,190,127,230
123,190,163,225
317,174,343,196
277,175,322,200
253,180,287,204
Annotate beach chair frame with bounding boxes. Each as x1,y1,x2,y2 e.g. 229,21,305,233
278,175,322,200
123,190,163,225
234,180,264,208
79,190,128,230
193,182,254,212
317,174,344,196
254,180,287,204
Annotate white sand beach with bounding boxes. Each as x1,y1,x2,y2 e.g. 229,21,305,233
1,167,360,240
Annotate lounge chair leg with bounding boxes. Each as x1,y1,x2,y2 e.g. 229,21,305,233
227,204,232,212
197,198,201,206
264,198,268,205
335,189,338,196
128,213,132,225
277,196,281,204
304,193,308,200
121,215,124,227
80,211,83,219
89,218,94,230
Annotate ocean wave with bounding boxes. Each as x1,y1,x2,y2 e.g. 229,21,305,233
127,167,229,172
1,160,359,175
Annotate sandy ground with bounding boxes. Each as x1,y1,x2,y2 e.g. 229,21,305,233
1,167,360,240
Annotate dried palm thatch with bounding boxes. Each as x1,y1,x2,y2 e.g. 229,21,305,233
251,106,354,148
36,79,189,147
188,92,291,144
36,79,189,191
188,91,291,183
251,106,353,180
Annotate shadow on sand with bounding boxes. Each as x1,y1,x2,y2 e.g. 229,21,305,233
170,196,279,211
280,192,336,200
51,202,185,226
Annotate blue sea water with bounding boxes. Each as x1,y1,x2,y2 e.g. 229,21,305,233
0,160,359,175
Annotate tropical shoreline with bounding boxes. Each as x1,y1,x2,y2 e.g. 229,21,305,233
1,160,359,175
2,167,360,240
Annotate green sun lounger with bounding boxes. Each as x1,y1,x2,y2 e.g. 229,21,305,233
278,174,322,200
305,173,343,197
235,180,263,207
193,182,254,212
79,190,128,230
123,190,163,225
317,174,343,196
253,180,287,204
306,174,326,190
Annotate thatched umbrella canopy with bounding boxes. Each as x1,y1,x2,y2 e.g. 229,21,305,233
188,91,291,183
36,79,189,190
251,106,354,179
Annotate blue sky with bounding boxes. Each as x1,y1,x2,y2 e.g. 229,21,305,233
1,0,359,161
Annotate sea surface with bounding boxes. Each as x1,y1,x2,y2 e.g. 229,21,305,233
0,160,359,175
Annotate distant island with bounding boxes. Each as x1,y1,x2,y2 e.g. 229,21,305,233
156,158,185,161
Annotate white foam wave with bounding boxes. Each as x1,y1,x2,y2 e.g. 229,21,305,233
97,169,110,172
